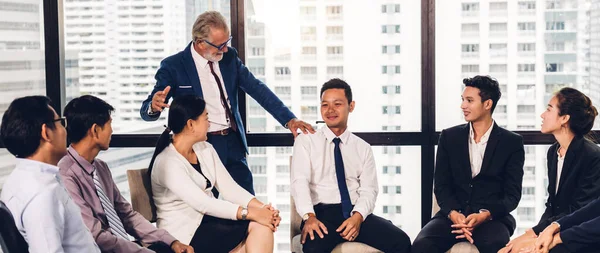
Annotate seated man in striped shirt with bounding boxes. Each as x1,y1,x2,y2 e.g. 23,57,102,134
57,95,193,253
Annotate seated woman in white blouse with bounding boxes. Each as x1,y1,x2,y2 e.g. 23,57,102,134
148,95,280,253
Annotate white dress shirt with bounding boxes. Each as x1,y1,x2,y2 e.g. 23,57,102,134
151,142,254,244
0,159,100,253
468,121,494,178
190,45,230,132
556,147,565,194
291,127,378,220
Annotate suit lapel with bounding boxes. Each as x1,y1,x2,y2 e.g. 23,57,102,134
478,123,500,176
547,144,559,197
182,42,204,98
461,124,473,180
556,136,583,195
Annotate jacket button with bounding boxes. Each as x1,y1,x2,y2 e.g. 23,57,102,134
469,184,473,188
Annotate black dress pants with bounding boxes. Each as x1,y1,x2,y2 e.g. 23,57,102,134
412,216,511,253
301,204,411,253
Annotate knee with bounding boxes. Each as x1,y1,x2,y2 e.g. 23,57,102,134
302,241,327,253
474,239,507,253
248,221,273,239
387,230,411,253
411,237,435,253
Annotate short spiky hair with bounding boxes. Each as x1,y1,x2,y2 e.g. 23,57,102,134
463,75,502,113
63,95,114,143
320,78,353,104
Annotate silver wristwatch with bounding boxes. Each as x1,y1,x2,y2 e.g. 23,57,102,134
241,207,248,220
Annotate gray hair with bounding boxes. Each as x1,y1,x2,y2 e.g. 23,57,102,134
191,11,230,42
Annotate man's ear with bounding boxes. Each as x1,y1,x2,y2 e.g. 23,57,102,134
90,123,100,139
484,99,493,111
41,123,51,142
349,101,355,112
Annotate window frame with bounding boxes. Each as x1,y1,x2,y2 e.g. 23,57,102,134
25,0,600,229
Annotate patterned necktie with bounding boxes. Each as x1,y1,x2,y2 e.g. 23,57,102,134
92,170,129,240
333,137,353,218
207,61,237,131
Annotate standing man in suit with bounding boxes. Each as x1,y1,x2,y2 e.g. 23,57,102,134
140,11,315,194
411,75,525,253
59,95,193,253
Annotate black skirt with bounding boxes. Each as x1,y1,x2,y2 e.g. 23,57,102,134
189,215,250,253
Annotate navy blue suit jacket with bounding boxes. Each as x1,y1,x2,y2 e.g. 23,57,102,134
140,42,296,151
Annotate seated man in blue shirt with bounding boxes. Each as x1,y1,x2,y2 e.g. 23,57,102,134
291,79,411,253
0,96,100,253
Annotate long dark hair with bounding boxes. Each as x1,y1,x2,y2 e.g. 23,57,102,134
148,95,207,175
555,87,598,140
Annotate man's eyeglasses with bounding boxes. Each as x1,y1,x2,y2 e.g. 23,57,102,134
200,36,232,51
52,117,67,128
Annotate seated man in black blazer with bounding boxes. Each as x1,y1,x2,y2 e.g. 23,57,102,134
411,75,525,253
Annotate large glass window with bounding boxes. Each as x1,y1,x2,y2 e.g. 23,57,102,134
436,0,599,131
62,0,231,134
0,0,45,118
244,0,421,133
0,0,46,188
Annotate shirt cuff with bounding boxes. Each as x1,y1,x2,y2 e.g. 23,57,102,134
147,105,159,116
297,205,315,219
162,233,177,248
351,207,370,221
284,118,296,129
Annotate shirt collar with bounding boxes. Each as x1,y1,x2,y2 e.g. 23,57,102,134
557,147,566,161
67,146,96,175
15,158,60,175
469,120,494,144
190,43,210,68
321,126,351,144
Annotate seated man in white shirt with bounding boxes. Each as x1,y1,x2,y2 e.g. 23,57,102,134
291,79,411,253
0,96,100,253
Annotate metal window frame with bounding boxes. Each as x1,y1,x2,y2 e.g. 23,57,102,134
0,0,587,227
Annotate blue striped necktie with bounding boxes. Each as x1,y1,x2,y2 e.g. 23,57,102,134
92,169,129,240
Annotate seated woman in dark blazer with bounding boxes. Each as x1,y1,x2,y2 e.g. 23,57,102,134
499,87,600,253
148,95,281,253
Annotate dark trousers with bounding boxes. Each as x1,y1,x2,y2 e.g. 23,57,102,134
189,215,249,253
549,244,600,253
301,204,411,253
207,131,254,195
138,242,173,253
412,216,511,253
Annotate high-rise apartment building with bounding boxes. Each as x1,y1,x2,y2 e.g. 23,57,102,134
63,0,189,132
591,0,600,108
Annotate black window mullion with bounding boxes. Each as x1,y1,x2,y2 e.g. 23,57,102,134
43,0,65,115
